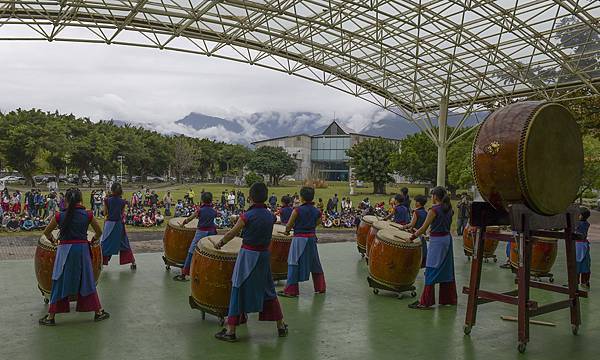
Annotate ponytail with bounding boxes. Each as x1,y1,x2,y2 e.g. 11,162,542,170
431,186,452,213
59,188,83,239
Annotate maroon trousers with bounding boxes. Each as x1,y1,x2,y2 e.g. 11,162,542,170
419,281,457,307
226,298,283,326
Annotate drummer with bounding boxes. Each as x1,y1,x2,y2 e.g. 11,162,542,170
174,192,218,281
101,183,136,269
213,182,287,342
279,186,326,298
385,194,409,225
408,186,457,310
399,195,428,267
576,207,591,288
279,196,293,225
39,188,110,326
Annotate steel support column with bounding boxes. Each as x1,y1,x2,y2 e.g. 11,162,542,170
436,95,449,187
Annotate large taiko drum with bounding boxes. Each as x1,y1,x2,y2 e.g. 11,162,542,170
473,101,583,216
34,231,102,302
509,237,558,276
189,235,242,321
369,229,422,290
357,215,377,256
366,220,399,259
163,217,226,269
269,224,292,280
463,225,501,259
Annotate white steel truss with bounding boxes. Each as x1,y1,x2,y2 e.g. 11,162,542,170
1,0,599,163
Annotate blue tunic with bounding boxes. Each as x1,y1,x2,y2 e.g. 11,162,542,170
50,207,96,304
196,204,217,231
293,203,320,236
393,205,409,224
414,207,428,264
105,196,126,222
425,205,455,285
227,203,277,317
576,220,591,274
280,206,293,224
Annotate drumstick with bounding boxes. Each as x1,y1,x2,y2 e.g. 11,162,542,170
500,315,556,327
389,223,404,229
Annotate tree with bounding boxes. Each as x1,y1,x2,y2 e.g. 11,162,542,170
447,130,477,191
347,138,397,194
171,136,196,183
390,131,437,185
579,135,600,201
0,109,50,185
247,146,296,186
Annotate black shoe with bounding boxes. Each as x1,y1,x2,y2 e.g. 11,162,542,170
277,290,298,298
499,263,511,269
278,324,289,337
94,310,110,322
39,315,55,326
408,301,432,310
215,328,237,342
130,264,137,270
173,275,188,282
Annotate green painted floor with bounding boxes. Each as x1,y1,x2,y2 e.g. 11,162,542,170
2,240,599,360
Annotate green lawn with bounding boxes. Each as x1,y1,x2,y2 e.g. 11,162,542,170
2,182,466,237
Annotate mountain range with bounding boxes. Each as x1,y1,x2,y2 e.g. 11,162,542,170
109,109,487,145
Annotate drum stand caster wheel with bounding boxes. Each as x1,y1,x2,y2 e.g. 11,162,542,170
43,298,49,304
410,291,417,297
493,257,498,263
165,265,171,271
373,289,379,295
518,342,527,353
201,311,206,320
571,324,579,335
549,277,554,283
463,325,472,335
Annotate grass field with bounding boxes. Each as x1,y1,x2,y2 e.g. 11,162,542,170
2,181,466,237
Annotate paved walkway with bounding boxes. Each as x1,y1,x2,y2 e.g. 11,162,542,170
2,239,599,359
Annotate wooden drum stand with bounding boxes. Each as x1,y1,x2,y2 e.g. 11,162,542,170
463,202,587,353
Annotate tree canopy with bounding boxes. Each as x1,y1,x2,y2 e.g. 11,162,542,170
346,138,397,194
247,146,297,186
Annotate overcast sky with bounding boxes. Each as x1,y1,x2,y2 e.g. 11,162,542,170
0,41,383,135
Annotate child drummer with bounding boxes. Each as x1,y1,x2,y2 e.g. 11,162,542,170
279,196,293,225
174,192,218,281
385,194,409,225
576,207,592,289
399,194,428,267
214,182,288,342
408,186,457,310
279,186,326,298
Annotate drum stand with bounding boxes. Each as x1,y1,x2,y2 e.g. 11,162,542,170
162,256,183,271
189,297,226,326
463,203,586,353
367,276,417,298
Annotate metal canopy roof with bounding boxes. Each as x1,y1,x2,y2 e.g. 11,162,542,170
1,0,599,136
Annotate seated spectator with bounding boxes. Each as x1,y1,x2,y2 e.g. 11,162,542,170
155,211,164,226
21,216,34,231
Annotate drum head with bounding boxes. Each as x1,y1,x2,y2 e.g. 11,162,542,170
362,215,378,225
169,217,197,230
372,220,395,231
199,235,242,257
376,229,419,246
521,103,583,215
272,224,292,239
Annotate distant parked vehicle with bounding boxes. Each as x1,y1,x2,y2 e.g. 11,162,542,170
0,175,22,183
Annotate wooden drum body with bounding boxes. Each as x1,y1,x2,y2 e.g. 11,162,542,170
357,215,377,255
463,225,500,258
509,237,557,276
366,220,397,259
269,224,292,280
34,231,102,301
473,102,583,216
163,218,225,269
368,229,421,289
189,235,242,320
